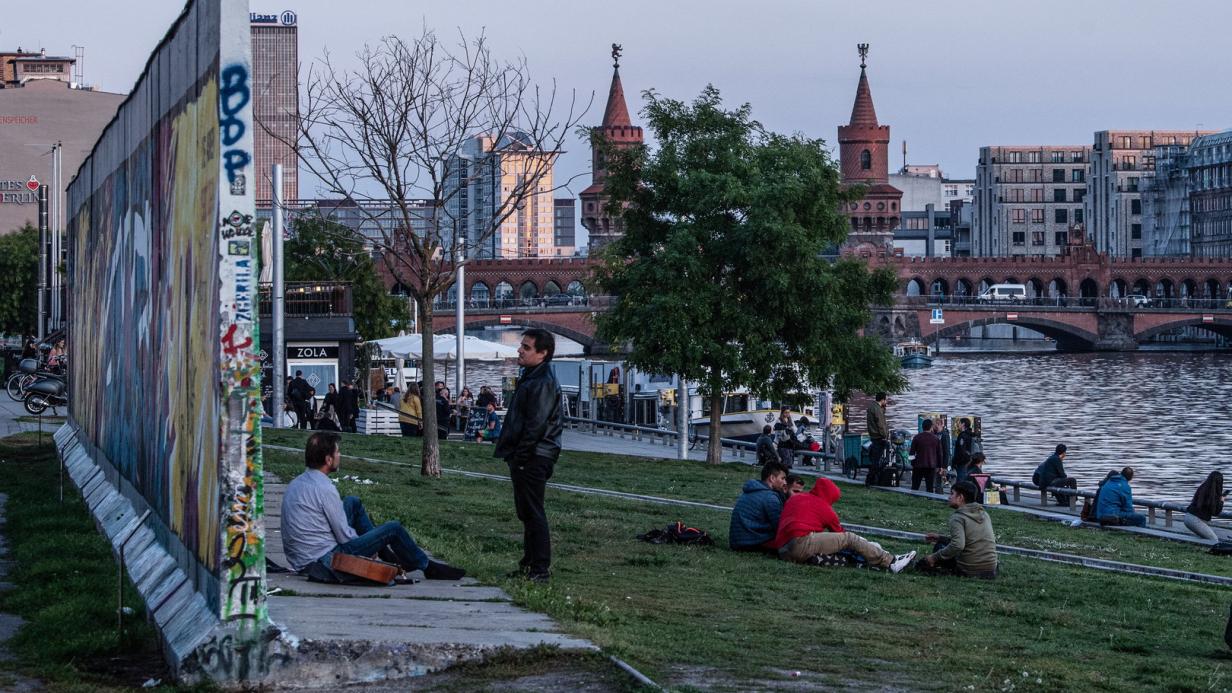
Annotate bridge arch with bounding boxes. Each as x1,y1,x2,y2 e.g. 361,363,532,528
929,278,948,298
436,318,598,351
1203,278,1221,298
543,280,562,296
1048,278,1067,298
1110,279,1127,297
1025,278,1043,299
566,280,586,297
494,281,514,304
1180,278,1197,299
926,316,1099,351
470,281,490,306
1079,278,1099,300
1131,278,1150,295
954,278,974,296
519,280,538,302
905,278,924,296
1135,316,1232,343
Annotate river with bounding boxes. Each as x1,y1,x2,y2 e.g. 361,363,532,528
453,328,1229,502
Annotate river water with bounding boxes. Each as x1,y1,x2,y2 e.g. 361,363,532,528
889,351,1232,501
452,328,1228,501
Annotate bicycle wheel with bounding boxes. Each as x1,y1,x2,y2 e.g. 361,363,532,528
5,373,23,401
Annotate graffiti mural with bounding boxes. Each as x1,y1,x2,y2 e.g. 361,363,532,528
65,0,264,624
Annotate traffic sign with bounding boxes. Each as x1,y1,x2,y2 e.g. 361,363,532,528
1007,312,1018,321
929,308,944,325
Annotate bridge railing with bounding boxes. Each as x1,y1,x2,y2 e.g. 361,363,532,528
431,295,618,312
895,294,1232,311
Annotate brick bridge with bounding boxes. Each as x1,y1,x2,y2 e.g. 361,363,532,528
416,246,1232,353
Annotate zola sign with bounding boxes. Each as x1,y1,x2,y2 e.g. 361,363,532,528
288,346,338,359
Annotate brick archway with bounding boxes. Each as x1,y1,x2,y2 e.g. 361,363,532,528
926,316,1100,351
1134,316,1232,342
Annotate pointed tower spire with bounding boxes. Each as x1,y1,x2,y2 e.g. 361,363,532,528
848,44,879,128
602,43,632,127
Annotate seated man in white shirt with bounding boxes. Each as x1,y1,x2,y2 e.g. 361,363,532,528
280,431,466,581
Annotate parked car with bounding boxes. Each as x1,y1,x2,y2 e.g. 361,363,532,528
1127,294,1151,307
544,293,574,306
977,283,1028,303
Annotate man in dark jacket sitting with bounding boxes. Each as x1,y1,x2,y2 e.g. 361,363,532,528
494,329,563,583
1033,443,1077,506
729,463,789,553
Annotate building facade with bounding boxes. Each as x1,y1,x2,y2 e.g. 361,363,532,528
250,10,299,204
971,145,1089,257
890,165,973,212
1086,130,1211,258
580,48,643,253
1187,130,1232,258
554,198,576,255
838,47,901,251
446,133,561,259
1140,144,1191,256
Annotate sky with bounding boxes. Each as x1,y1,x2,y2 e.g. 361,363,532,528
9,0,1232,246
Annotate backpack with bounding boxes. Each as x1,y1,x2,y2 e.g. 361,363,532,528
1079,498,1095,522
637,521,714,546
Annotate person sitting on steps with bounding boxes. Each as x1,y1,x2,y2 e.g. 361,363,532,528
1033,443,1077,506
1095,466,1147,527
916,480,999,578
729,462,789,553
1185,471,1228,545
771,477,915,573
280,431,466,583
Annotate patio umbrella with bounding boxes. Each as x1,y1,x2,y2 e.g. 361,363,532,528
370,334,518,361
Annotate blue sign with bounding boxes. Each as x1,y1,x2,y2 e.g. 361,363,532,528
930,308,944,324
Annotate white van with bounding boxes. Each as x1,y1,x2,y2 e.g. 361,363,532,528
977,283,1027,302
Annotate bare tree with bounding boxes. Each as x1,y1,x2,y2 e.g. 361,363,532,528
288,28,590,476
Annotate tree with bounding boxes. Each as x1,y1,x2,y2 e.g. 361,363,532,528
0,224,39,337
283,215,409,341
279,28,588,476
594,86,905,465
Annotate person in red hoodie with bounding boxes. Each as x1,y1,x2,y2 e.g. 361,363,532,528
772,477,916,573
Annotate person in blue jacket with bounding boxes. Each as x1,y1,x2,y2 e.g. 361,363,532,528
729,462,789,553
1095,466,1147,527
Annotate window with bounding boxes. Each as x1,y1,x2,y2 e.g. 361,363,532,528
1051,152,1064,163
1119,136,1132,148
1072,169,1085,182
1027,151,1041,163
1055,208,1068,223
1032,231,1045,245
1009,151,1022,163
1071,151,1083,162
1073,188,1086,203
1122,155,1136,170
1031,209,1045,223
1012,209,1026,223
1027,169,1041,182
1131,248,1143,258
1009,188,1023,202
1052,168,1065,183
1053,189,1066,202
1030,189,1043,202
1012,231,1026,245
860,149,871,170
1009,169,1023,182
1131,223,1142,239
1075,209,1084,224
1055,231,1068,246
1131,199,1142,215
1126,176,1139,192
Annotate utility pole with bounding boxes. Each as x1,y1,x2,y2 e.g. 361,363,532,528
455,248,466,396
676,375,688,460
37,185,48,341
271,165,286,427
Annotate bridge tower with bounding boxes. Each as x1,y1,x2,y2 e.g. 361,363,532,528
838,44,901,253
580,44,644,253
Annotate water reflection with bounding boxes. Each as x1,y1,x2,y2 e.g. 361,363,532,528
890,352,1232,500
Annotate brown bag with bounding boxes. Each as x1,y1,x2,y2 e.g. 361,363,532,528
330,553,399,585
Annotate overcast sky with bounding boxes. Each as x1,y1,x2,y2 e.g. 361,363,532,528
9,1,1232,245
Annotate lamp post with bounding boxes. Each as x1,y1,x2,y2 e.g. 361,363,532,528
455,248,466,397
271,165,286,427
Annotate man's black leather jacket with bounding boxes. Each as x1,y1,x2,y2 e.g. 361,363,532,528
493,361,563,465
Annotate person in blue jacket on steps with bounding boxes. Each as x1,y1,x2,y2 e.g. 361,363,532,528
1095,466,1147,527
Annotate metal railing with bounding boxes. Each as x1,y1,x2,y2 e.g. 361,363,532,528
985,475,1232,529
432,295,617,312
896,294,1232,311
258,282,353,316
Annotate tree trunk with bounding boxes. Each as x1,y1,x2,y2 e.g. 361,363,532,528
706,373,724,465
419,296,441,477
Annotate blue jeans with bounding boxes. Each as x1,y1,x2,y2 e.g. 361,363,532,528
1099,512,1147,528
317,496,429,572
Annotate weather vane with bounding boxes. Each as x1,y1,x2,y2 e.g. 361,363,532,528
858,43,869,69
612,43,622,69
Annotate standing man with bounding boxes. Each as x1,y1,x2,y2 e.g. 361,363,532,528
865,393,890,485
909,419,943,493
288,370,312,430
494,329,563,583
338,380,361,433
952,418,974,483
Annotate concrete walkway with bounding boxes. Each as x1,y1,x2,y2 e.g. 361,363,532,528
0,397,58,439
262,478,594,685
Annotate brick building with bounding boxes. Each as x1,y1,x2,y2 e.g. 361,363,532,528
838,45,901,252
580,46,643,254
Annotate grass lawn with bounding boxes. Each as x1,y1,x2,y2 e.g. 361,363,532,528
263,428,1232,691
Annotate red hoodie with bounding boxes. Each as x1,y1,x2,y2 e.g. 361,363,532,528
771,478,844,549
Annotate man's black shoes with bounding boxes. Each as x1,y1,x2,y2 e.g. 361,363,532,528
423,560,467,580
526,571,550,584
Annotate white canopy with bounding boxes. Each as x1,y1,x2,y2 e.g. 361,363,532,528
370,334,519,361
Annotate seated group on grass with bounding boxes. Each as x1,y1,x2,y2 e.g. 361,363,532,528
729,463,999,576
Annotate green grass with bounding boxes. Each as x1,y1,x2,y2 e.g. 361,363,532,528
263,428,1232,691
0,436,188,692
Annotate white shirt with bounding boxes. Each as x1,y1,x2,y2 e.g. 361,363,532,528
280,469,356,571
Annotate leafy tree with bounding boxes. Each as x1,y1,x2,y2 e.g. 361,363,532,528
594,86,905,464
283,215,409,341
0,224,39,337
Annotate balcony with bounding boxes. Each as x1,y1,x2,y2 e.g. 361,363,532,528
258,282,353,317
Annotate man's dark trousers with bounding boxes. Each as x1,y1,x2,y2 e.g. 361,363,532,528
510,457,554,574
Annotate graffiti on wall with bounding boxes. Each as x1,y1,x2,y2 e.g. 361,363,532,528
65,0,264,624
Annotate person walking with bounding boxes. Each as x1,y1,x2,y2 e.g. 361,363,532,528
288,370,312,430
865,393,890,485
494,329,563,583
909,419,943,493
1184,471,1228,545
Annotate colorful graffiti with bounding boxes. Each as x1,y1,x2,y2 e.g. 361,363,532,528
65,0,264,624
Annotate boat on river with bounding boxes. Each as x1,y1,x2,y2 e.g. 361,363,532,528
895,341,934,368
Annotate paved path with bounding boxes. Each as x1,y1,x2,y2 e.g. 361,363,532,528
262,478,594,681
0,397,58,440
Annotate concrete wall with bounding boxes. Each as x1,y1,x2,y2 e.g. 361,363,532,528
62,0,274,684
